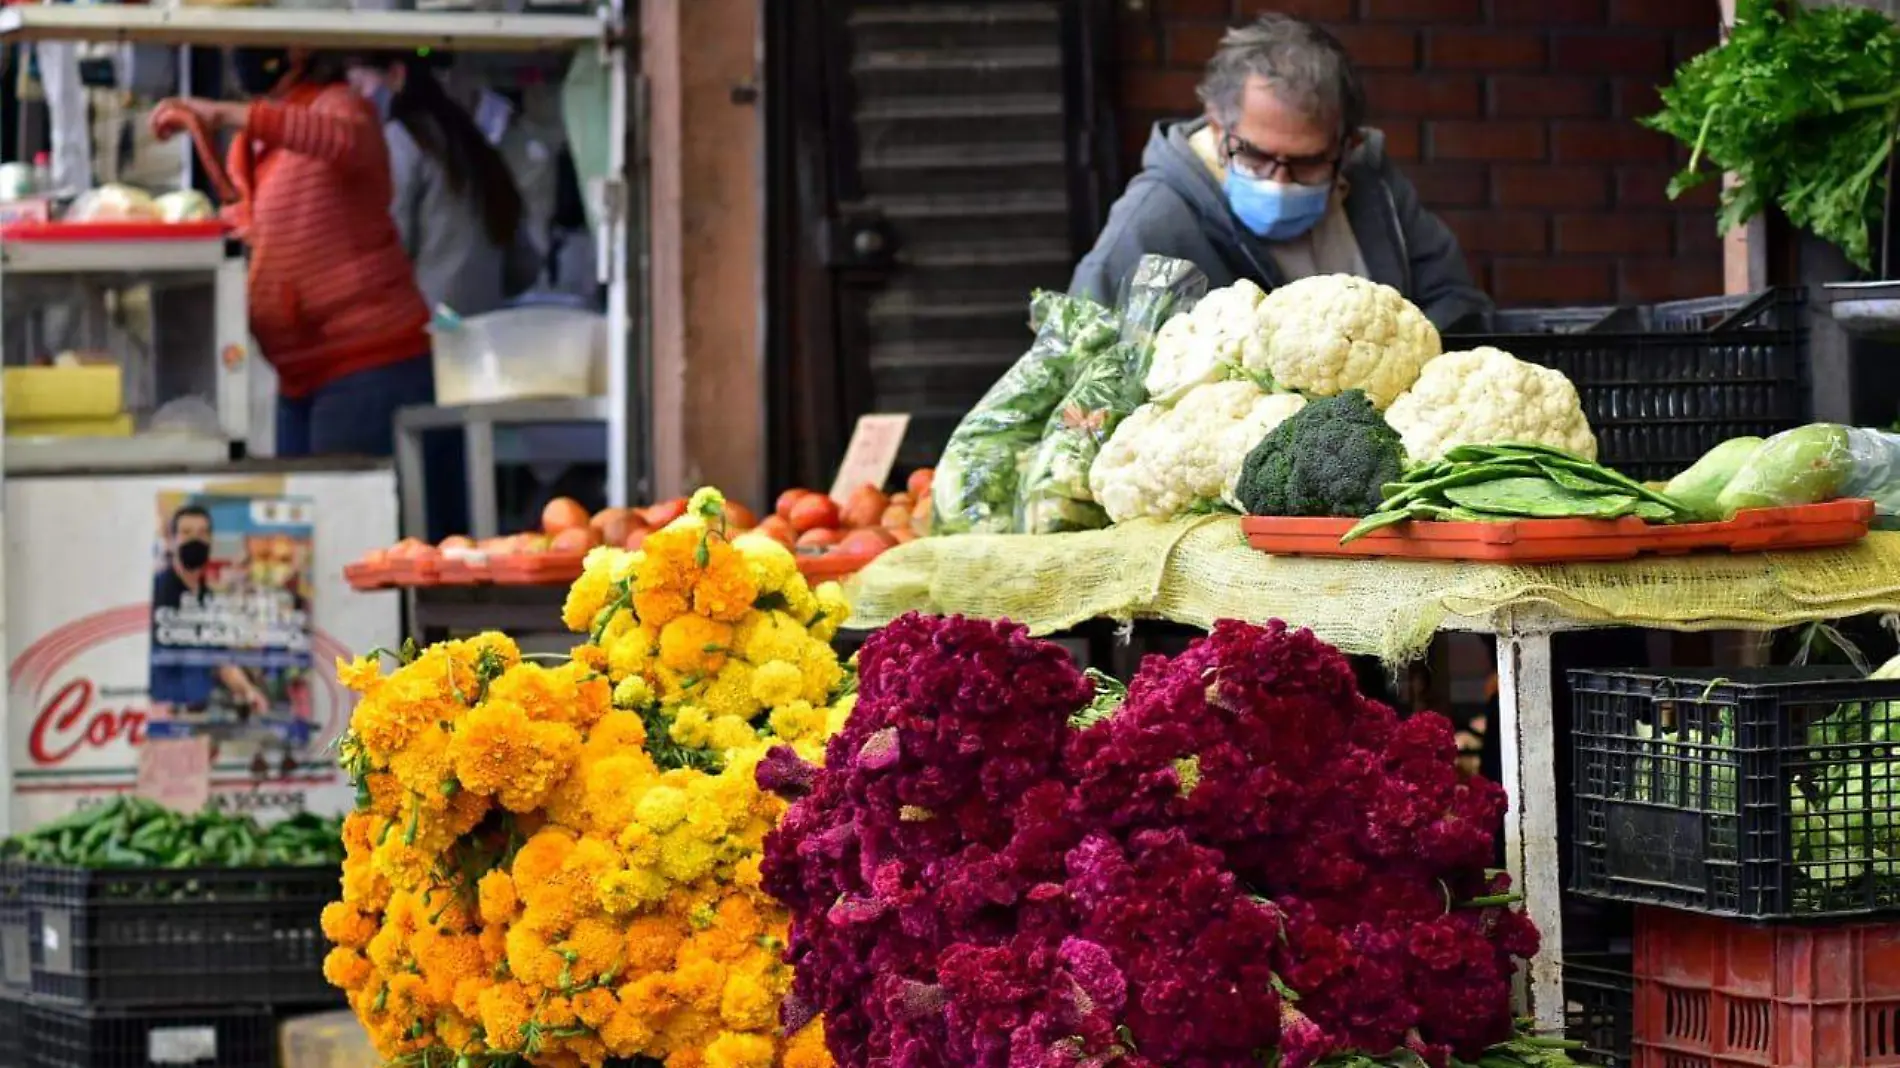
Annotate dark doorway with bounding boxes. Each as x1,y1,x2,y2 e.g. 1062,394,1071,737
763,0,1119,491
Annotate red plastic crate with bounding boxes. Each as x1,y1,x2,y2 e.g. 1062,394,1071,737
1632,906,1900,1067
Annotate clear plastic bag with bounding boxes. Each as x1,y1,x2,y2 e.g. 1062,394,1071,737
1701,424,1900,517
1841,427,1900,516
1016,255,1209,534
931,291,1117,534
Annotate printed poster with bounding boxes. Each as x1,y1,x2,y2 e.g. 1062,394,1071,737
147,492,318,781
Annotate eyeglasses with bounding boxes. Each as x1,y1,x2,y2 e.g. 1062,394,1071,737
1221,131,1340,185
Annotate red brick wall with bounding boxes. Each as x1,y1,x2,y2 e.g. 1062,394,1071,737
1116,0,1725,306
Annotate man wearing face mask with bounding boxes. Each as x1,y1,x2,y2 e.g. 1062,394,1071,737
1070,15,1489,331
150,505,271,715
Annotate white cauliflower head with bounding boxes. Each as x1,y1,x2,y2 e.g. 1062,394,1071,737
1384,346,1598,463
1089,380,1306,523
1249,274,1440,409
1144,280,1272,405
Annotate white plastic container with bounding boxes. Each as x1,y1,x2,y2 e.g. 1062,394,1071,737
429,305,606,407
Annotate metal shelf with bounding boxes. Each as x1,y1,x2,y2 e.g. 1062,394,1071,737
1,234,232,274
0,4,605,51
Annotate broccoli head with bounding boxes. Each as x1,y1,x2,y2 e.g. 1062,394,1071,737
1234,389,1406,518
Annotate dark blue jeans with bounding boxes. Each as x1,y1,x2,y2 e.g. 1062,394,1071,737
277,356,466,540
276,356,435,458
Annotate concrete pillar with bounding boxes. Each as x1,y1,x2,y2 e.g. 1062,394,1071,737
641,0,766,509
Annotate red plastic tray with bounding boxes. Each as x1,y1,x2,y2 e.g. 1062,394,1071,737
1633,906,1900,1068
343,561,394,592
437,553,491,585
489,550,587,586
797,547,886,581
1,220,225,242
385,554,443,587
1239,499,1875,564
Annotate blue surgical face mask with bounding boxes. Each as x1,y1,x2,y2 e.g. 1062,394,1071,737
1223,168,1331,240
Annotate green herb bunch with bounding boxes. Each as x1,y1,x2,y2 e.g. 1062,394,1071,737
1648,0,1900,270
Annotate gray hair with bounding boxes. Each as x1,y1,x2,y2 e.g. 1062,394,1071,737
1196,14,1365,138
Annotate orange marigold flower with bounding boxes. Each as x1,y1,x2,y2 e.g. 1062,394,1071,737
477,870,520,926
477,982,534,1053
321,946,371,991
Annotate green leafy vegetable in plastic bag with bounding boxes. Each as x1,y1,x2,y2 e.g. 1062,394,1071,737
1016,255,1209,534
931,291,1117,534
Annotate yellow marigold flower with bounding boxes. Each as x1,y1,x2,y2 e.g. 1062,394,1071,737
705,1031,775,1068
370,838,432,890
669,956,727,1013
669,705,713,749
339,856,392,912
658,833,718,884
739,611,807,667
486,662,578,724
565,916,626,982
450,700,581,813
749,660,804,710
699,661,760,722
477,982,533,1053
780,580,819,627
732,531,798,593
799,641,844,704
766,700,824,743
563,549,621,633
827,693,857,737
320,901,376,949
387,723,454,808
512,827,577,890
598,867,671,916
634,586,692,630
635,784,689,833
811,581,852,642
706,715,758,754
504,923,565,990
614,674,656,711
573,641,609,673
600,998,659,1058
693,541,759,623
582,752,653,833
782,1020,832,1068
477,870,519,926
587,709,651,755
351,691,432,765
321,946,371,990
658,615,733,675
574,987,618,1030
731,855,763,893
336,654,383,694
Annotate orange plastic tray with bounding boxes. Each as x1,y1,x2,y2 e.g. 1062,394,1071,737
385,555,443,587
489,550,588,586
437,552,491,585
1239,499,1875,564
344,560,395,591
797,547,886,581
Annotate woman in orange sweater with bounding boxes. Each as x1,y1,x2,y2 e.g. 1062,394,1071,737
151,48,434,458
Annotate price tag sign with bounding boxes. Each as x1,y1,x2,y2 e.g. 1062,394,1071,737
830,414,911,502
135,735,212,814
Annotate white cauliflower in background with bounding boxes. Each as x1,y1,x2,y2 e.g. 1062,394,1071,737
1384,346,1598,462
1089,380,1307,523
1247,274,1440,409
1144,279,1273,405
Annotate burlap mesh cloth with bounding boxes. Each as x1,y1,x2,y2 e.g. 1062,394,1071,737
844,518,1900,663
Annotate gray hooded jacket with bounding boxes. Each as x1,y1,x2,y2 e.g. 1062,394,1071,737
1070,120,1491,331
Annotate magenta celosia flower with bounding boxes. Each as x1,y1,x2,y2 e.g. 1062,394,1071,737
761,614,1541,1068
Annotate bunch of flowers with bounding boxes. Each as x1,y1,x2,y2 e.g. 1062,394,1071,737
760,615,1576,1068
324,490,845,1068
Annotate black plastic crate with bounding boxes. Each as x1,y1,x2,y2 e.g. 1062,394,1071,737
1,862,29,996
20,864,334,1009
1449,288,1809,481
1571,667,1900,920
1564,953,1632,1068
24,1001,274,1068
0,991,24,1068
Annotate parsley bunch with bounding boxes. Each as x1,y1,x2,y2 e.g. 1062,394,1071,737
1649,0,1900,270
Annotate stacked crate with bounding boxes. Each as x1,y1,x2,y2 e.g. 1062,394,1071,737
1567,668,1900,1068
0,861,339,1068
